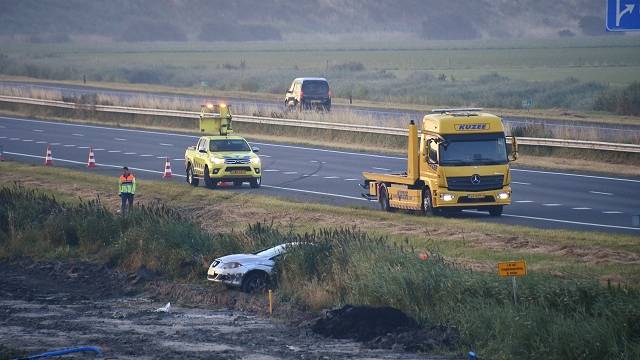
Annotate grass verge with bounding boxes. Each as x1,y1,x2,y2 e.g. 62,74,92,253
1,173,639,360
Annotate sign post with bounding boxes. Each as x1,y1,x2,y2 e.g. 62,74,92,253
607,0,640,32
498,260,527,304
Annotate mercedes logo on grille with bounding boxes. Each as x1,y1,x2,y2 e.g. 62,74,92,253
471,174,481,184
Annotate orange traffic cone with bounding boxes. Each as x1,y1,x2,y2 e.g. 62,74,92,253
162,157,172,178
87,147,96,168
44,144,53,166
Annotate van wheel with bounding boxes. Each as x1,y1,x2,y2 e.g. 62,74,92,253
250,177,261,188
489,205,503,217
187,165,199,187
203,166,217,189
422,188,435,216
379,185,394,212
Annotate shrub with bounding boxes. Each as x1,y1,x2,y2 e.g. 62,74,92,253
594,82,640,116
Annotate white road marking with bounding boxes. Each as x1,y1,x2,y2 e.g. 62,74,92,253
373,167,390,171
511,168,640,184
78,146,89,149
311,174,319,177
572,207,591,210
497,213,640,231
603,211,623,214
124,152,136,155
543,203,562,206
94,148,105,151
9,137,20,140
259,155,271,158
323,176,340,179
63,144,76,147
33,129,44,132
0,125,4,128
515,200,534,203
72,133,84,137
283,171,298,175
114,138,126,141
263,169,280,172
310,160,319,163
35,141,47,144
159,143,173,146
344,178,359,181
50,143,61,145
589,191,613,196
172,158,183,161
22,139,34,142
512,181,531,185
140,154,154,157
108,150,121,153
156,156,166,159
262,185,367,201
0,136,7,139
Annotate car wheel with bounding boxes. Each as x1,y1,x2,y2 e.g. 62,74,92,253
204,166,217,189
187,165,199,187
242,272,267,293
250,177,261,189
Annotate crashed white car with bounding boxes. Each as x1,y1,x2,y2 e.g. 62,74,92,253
207,243,295,293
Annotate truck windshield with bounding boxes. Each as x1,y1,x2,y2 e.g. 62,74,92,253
210,139,251,152
439,134,507,166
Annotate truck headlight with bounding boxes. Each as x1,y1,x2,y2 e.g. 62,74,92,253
250,157,261,165
441,194,455,202
211,157,224,165
497,192,510,200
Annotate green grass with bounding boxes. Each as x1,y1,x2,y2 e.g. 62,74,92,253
2,183,639,360
2,37,640,113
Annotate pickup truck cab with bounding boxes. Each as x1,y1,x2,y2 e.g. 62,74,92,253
184,103,262,188
185,136,262,188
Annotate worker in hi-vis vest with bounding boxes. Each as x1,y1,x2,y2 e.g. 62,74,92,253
119,166,136,215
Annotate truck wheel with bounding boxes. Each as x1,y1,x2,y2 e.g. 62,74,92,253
379,185,394,212
186,165,199,187
422,188,435,216
489,205,503,217
203,166,217,189
250,177,261,188
242,271,267,293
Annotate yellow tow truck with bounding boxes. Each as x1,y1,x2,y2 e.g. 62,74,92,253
362,108,517,216
185,103,262,188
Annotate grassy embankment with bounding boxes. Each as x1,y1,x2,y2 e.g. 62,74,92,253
1,162,639,360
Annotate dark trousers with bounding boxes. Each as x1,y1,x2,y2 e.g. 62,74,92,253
120,193,134,214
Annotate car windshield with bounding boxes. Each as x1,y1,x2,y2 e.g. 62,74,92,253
439,134,508,166
301,80,329,95
210,139,251,152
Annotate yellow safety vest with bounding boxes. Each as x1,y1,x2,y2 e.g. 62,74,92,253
119,174,136,194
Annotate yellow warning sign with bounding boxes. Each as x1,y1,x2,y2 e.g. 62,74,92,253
498,260,527,277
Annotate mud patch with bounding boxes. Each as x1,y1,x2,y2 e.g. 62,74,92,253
312,305,459,353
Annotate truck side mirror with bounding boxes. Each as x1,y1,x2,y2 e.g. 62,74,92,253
426,139,437,164
199,149,207,153
506,136,518,161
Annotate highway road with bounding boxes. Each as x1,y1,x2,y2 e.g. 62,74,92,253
1,115,639,235
2,81,640,137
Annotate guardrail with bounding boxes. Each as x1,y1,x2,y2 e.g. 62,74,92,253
1,95,639,153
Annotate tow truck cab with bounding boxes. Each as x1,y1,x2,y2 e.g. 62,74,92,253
362,109,517,216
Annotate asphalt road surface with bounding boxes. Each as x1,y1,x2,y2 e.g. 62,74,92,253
2,81,640,137
1,115,639,235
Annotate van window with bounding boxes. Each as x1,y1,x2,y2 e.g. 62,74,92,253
301,80,329,95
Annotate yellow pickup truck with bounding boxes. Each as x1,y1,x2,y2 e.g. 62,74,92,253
184,103,262,188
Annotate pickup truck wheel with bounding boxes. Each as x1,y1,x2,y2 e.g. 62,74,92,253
186,165,199,187
488,205,504,217
250,177,261,188
242,272,267,293
379,185,394,212
203,166,217,189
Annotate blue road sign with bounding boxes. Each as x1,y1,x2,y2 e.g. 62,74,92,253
607,0,640,31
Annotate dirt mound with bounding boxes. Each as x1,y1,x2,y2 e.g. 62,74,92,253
312,305,459,353
312,305,419,342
